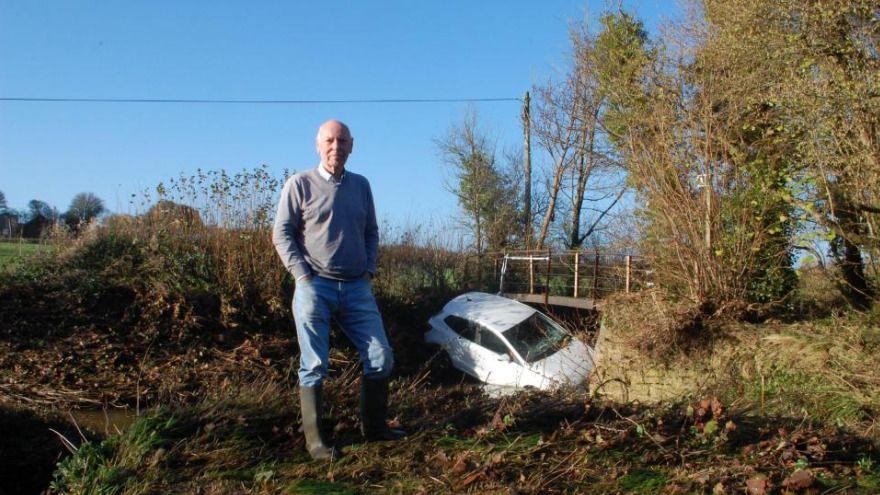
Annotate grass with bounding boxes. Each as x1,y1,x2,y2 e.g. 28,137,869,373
49,378,295,494
0,197,473,410
617,469,669,494
715,317,880,432
287,480,357,494
0,240,51,269
597,293,880,437
45,375,880,494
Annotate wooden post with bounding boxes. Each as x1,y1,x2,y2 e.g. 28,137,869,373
592,253,600,298
544,249,551,306
705,174,712,251
477,253,483,291
625,255,632,293
573,251,580,298
529,255,535,294
700,171,712,251
522,91,532,250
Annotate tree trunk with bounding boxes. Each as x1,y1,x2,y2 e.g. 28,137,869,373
836,235,873,310
830,190,875,309
569,154,587,249
536,164,566,250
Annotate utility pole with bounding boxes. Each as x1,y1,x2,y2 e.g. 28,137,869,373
522,91,532,250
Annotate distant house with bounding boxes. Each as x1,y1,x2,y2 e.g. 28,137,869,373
22,214,51,239
0,212,19,238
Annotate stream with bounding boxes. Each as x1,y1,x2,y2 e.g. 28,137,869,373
67,407,140,436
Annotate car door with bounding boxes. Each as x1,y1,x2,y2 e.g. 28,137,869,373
442,315,530,386
472,326,527,386
441,315,482,378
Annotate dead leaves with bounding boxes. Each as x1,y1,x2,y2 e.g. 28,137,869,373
474,399,518,438
745,475,771,494
450,453,468,475
687,396,736,444
428,449,507,490
782,469,814,490
740,427,829,472
744,469,814,494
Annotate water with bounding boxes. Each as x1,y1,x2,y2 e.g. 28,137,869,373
67,408,139,436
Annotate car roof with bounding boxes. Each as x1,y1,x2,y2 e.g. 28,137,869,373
440,292,536,333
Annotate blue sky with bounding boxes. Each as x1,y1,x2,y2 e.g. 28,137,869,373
0,1,678,228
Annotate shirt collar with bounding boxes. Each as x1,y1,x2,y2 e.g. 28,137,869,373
317,165,345,182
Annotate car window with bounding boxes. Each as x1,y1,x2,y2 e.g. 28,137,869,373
480,329,511,356
502,312,570,363
444,315,476,341
445,315,512,357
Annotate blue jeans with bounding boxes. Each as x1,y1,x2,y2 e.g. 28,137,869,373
293,275,394,387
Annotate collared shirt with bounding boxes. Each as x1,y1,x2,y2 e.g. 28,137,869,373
317,165,345,183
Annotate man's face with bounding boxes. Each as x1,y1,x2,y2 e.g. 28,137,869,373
316,121,353,170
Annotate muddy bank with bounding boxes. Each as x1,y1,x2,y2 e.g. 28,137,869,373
0,276,448,412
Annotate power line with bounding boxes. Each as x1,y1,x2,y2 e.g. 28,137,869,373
0,96,521,105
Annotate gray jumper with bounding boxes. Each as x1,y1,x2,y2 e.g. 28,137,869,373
272,168,379,281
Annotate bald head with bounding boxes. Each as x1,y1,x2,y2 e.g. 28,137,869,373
316,120,354,177
317,120,351,141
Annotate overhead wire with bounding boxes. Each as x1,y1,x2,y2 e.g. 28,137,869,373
0,96,521,105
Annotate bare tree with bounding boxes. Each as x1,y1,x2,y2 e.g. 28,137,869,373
67,192,106,227
532,76,584,250
531,21,627,250
27,199,57,221
437,111,520,255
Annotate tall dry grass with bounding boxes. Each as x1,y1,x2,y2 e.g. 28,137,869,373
31,166,293,334
21,167,482,347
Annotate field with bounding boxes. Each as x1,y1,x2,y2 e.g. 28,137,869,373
0,240,51,270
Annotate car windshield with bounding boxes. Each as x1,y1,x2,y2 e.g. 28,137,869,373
501,312,570,363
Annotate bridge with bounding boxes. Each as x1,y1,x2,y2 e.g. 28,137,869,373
475,250,651,310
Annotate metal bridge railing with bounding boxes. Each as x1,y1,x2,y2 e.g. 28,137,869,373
479,250,651,302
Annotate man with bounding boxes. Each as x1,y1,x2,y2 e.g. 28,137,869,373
272,120,405,461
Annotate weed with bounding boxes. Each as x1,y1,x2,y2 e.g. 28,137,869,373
50,440,129,495
617,469,669,494
287,479,357,495
601,290,709,359
720,319,880,432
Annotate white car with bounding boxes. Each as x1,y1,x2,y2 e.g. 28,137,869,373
425,292,596,390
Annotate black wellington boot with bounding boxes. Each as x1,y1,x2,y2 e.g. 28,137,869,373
360,377,407,441
299,385,340,460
